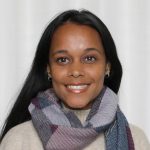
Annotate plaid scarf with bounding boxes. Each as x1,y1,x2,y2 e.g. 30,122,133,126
28,87,135,150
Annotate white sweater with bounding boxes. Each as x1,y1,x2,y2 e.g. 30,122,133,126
0,108,150,150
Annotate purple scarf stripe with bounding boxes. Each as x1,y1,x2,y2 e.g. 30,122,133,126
126,126,135,150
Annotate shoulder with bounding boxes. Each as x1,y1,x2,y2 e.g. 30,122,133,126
0,121,43,150
130,124,150,150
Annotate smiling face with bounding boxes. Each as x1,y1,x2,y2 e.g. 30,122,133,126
47,23,109,109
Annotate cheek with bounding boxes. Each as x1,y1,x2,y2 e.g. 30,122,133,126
94,72,105,90
50,65,67,81
88,66,106,82
89,69,106,97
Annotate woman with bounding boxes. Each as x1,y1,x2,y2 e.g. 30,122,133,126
0,9,149,150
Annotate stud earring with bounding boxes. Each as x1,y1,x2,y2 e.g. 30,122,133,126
47,72,52,81
105,69,110,78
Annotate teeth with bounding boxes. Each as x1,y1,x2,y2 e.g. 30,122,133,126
67,85,88,90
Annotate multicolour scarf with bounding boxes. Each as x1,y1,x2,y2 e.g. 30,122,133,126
28,87,135,150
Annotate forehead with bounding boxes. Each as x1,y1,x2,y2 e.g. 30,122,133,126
51,23,101,42
50,23,104,54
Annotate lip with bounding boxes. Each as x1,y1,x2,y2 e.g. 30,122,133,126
65,83,90,94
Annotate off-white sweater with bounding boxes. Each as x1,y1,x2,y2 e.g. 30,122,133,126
0,108,150,150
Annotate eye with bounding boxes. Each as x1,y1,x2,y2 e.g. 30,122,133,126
83,56,97,63
56,57,70,64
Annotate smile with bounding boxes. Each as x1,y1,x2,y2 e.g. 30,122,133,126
66,84,90,94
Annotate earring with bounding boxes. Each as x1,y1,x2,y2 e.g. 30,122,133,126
105,69,110,78
47,72,52,81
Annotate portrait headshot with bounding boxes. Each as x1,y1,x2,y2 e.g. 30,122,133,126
0,0,150,149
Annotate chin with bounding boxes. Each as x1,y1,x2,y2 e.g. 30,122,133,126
64,101,91,110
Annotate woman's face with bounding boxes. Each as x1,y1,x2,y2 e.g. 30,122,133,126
48,23,109,109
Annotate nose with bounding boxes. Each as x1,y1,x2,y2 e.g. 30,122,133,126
68,62,84,78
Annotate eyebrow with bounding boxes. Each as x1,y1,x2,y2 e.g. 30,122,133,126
51,47,103,55
52,50,68,55
85,48,102,54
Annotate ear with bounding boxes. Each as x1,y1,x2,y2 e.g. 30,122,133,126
47,64,51,75
47,65,52,80
106,62,111,70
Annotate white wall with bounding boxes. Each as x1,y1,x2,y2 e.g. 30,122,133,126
0,0,150,141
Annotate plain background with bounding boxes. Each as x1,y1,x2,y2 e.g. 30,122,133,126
0,0,150,141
